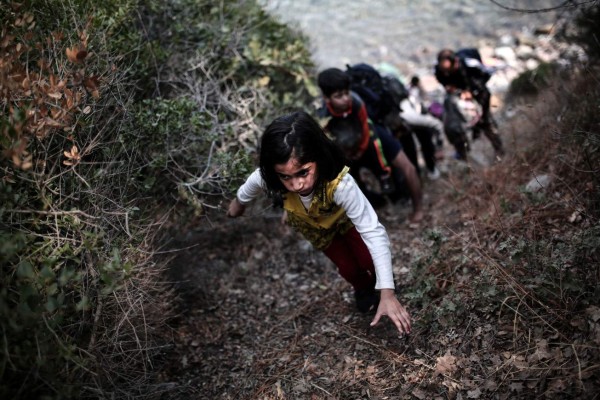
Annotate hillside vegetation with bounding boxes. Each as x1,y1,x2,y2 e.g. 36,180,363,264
0,0,315,398
158,4,600,399
1,1,598,399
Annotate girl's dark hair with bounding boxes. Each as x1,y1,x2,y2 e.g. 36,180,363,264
317,68,351,97
259,111,346,195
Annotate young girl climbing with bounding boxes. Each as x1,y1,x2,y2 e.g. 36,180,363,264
227,111,411,335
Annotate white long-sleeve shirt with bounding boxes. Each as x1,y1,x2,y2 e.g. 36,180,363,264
237,169,395,289
400,98,444,137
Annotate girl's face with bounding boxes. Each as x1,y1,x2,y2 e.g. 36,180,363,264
326,89,351,114
274,157,318,196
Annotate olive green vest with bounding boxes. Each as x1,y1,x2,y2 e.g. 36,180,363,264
283,166,354,250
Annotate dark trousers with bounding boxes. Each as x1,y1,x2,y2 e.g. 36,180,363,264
398,126,437,174
473,88,503,153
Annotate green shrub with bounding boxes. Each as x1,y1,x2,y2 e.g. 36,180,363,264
508,62,560,97
564,2,600,61
1,0,318,398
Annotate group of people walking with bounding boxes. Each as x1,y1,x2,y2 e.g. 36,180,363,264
226,48,505,336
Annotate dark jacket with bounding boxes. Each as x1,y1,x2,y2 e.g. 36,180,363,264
434,56,491,96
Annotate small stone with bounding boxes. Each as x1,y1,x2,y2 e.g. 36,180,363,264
525,174,552,193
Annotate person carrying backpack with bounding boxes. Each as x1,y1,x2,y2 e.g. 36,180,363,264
434,48,504,160
317,67,424,223
327,115,414,204
346,63,441,180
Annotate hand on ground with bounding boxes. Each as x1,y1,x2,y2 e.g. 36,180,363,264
371,289,411,335
227,198,246,218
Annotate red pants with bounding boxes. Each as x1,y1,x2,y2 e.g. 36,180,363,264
323,227,376,291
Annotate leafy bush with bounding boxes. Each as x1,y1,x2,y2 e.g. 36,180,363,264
0,0,317,398
129,0,317,219
564,2,600,61
508,62,560,96
0,1,171,398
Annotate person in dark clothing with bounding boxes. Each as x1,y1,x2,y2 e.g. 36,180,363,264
317,69,393,191
434,48,504,159
317,67,424,223
327,116,407,194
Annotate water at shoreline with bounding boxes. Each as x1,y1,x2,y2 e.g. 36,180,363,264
260,0,564,76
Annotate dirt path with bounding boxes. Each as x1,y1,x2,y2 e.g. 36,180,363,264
160,124,510,399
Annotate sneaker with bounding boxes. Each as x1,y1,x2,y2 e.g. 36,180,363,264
427,167,441,180
354,288,379,313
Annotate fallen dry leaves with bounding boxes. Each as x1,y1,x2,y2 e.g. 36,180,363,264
1,12,99,170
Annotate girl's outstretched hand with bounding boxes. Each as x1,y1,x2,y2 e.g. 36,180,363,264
227,198,246,218
370,289,411,335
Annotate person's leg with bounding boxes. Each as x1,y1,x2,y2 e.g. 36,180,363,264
386,167,410,204
391,150,424,222
443,94,470,160
399,103,444,166
322,228,379,312
375,124,424,222
411,125,437,174
397,131,421,175
385,112,421,174
449,129,469,160
475,88,504,155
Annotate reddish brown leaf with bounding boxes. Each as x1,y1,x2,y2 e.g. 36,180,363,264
1,34,14,48
42,117,63,128
66,46,87,63
65,47,77,63
76,49,88,61
435,354,458,376
79,30,89,48
52,31,64,42
83,75,99,91
84,76,100,98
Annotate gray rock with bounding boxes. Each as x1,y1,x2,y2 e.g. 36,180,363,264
499,34,517,47
525,59,540,70
515,45,534,59
298,239,313,252
534,47,560,64
495,46,518,66
525,174,552,193
516,31,537,47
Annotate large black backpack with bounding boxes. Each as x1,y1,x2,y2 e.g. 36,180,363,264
346,63,408,124
455,48,491,84
456,48,483,63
